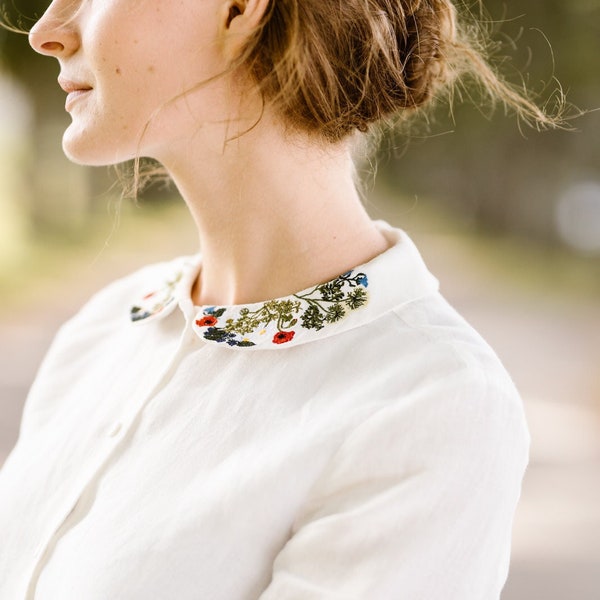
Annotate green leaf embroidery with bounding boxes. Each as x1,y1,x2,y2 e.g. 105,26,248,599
206,271,369,342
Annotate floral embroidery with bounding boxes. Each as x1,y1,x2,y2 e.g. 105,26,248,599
273,331,295,344
193,270,369,347
195,315,218,327
130,260,370,348
130,271,183,322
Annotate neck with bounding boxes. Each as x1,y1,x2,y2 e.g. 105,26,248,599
157,114,389,306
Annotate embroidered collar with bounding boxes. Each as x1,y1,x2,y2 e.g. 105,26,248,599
191,269,369,347
129,222,440,350
130,271,183,324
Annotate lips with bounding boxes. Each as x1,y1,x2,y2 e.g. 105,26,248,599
58,76,93,111
58,76,93,94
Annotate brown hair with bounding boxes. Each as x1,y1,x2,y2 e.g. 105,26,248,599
236,0,564,142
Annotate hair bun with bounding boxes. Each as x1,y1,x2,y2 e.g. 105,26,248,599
396,0,457,110
245,0,459,140
242,0,557,141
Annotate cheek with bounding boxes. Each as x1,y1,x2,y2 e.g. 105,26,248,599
91,11,224,110
103,52,180,112
94,52,160,126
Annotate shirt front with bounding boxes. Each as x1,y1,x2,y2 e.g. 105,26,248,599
0,221,530,600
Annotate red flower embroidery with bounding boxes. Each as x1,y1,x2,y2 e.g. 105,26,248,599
196,316,218,327
273,330,295,344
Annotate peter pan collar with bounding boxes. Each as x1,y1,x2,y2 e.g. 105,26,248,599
129,221,440,350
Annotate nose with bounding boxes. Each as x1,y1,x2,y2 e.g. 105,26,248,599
28,4,80,57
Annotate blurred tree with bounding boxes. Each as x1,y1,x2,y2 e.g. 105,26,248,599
382,0,600,246
1,2,52,84
0,1,96,233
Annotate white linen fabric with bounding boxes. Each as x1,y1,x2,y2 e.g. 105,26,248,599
0,221,530,599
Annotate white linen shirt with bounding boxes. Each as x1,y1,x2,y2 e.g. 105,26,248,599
0,221,530,600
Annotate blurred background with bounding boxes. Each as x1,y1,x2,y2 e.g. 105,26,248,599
1,1,599,598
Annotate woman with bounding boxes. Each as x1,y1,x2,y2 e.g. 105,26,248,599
0,0,548,598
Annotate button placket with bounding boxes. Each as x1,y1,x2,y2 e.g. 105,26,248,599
27,329,189,595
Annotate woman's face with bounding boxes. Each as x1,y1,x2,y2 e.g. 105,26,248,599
29,0,233,165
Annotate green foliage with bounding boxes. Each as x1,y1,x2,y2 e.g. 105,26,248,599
219,271,369,336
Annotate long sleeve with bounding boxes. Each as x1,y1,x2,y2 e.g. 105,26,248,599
258,361,531,600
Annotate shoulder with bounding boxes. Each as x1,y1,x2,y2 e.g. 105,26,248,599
393,291,529,454
331,222,525,422
19,254,196,439
306,293,531,516
390,290,517,398
57,253,198,335
331,287,530,458
27,253,199,379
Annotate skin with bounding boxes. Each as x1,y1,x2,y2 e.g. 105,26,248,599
29,0,390,306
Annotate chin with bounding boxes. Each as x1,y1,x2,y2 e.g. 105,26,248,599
62,131,134,167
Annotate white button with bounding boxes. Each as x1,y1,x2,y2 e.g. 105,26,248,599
107,423,122,438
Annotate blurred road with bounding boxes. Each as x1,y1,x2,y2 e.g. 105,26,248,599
1,211,599,599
